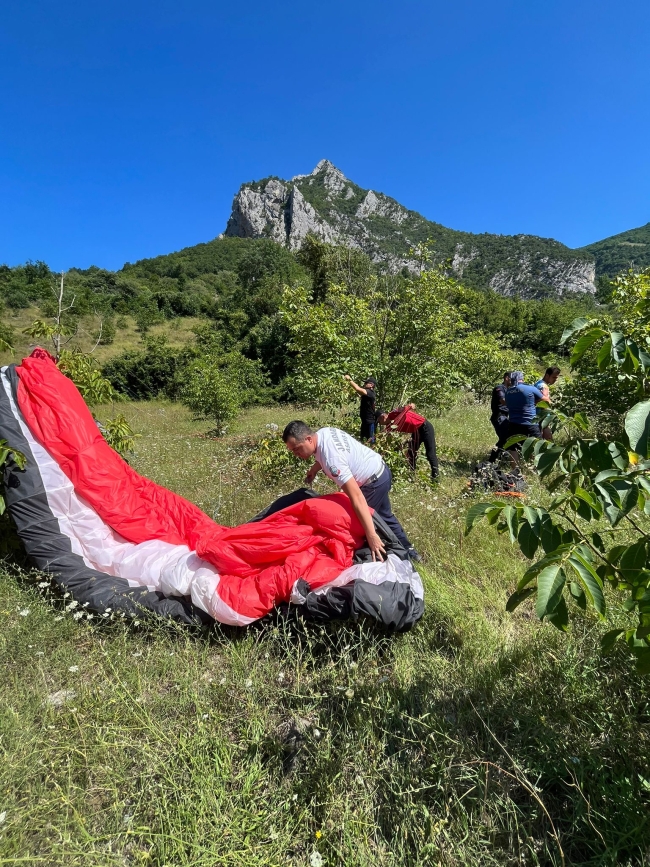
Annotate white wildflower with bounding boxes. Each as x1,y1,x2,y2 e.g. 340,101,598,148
310,851,324,867
345,688,354,699
244,678,253,689
277,671,285,682
68,665,79,673
72,611,84,620
54,615,63,622
18,609,30,617
65,600,78,611
219,676,226,685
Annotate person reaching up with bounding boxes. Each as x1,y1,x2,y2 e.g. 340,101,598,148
343,375,377,443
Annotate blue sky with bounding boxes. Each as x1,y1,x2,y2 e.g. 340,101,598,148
1,0,649,271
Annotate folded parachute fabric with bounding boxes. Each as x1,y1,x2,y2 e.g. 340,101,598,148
0,354,424,630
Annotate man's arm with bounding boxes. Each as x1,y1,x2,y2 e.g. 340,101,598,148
343,375,367,396
341,477,386,562
305,460,322,486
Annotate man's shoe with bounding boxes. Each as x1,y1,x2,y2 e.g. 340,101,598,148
407,547,422,563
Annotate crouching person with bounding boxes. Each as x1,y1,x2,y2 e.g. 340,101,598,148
282,421,421,563
377,403,439,481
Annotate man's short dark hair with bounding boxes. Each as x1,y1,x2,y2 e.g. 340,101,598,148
546,366,561,376
282,420,314,442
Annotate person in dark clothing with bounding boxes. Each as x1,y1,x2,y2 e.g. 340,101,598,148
489,372,511,459
505,371,545,443
344,374,377,442
377,403,439,480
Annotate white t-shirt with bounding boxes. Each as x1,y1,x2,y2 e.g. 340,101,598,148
315,427,384,488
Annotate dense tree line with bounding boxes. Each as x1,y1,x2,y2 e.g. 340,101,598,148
1,235,601,401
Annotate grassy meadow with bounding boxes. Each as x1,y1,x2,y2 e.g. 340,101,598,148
1,398,649,866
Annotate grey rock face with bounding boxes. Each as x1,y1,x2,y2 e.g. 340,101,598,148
224,160,597,297
489,256,596,297
225,179,288,245
285,187,340,250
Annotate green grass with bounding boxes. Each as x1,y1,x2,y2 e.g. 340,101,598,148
0,310,203,369
1,400,649,866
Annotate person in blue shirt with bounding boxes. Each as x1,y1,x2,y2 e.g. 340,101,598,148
505,371,545,443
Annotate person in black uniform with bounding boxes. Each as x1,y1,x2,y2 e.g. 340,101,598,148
489,371,511,460
343,374,377,442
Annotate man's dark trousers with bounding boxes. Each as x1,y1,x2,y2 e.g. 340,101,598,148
360,467,411,550
360,421,375,443
407,420,438,479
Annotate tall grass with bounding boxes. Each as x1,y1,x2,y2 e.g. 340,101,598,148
1,400,648,866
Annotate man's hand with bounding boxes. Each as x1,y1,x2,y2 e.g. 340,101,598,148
304,462,321,486
343,374,352,382
367,531,386,562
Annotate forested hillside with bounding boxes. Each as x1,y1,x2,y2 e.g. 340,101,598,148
1,236,596,402
580,221,650,284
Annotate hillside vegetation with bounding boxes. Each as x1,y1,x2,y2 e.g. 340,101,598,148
580,222,650,289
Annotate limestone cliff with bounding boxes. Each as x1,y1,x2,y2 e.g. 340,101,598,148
225,160,597,298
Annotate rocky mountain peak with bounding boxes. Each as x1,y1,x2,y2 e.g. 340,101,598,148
224,162,598,298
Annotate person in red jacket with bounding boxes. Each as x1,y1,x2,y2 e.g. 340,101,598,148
377,403,439,481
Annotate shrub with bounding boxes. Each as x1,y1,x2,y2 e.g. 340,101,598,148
102,336,195,400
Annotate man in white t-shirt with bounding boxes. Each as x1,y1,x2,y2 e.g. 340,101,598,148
282,421,419,562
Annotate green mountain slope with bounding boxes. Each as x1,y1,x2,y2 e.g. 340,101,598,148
579,222,650,278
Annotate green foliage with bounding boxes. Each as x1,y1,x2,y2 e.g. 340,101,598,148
245,425,305,484
182,351,268,435
468,278,650,673
580,221,650,280
282,269,543,413
57,349,119,406
100,413,139,457
558,269,650,439
0,439,26,558
102,335,197,400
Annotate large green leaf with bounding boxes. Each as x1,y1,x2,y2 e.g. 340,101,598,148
610,332,627,364
560,317,591,346
601,628,624,653
568,553,606,617
619,541,648,585
540,514,563,553
504,505,519,543
523,506,541,537
625,400,650,457
597,337,613,371
517,521,539,559
536,447,563,478
570,329,607,366
465,502,502,534
506,586,536,612
547,596,570,631
536,564,566,620
569,581,587,610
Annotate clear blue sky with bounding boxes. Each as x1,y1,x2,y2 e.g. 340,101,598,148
1,0,649,271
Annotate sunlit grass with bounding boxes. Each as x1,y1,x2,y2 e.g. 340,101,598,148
1,399,648,866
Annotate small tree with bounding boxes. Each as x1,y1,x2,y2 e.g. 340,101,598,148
181,351,267,436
